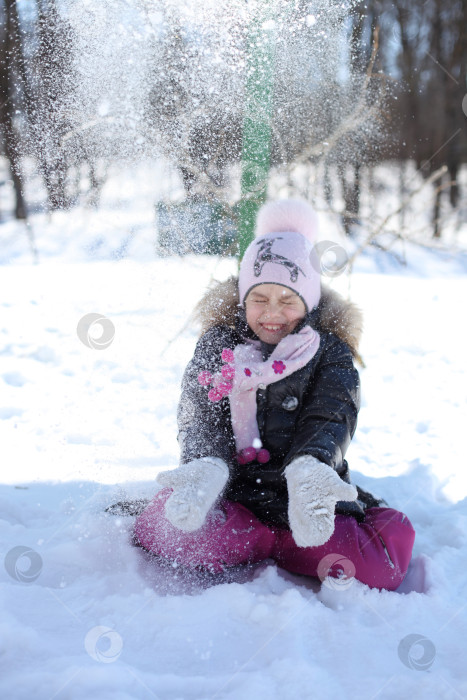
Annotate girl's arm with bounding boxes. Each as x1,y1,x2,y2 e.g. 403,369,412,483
154,327,236,534
284,333,360,471
177,327,236,467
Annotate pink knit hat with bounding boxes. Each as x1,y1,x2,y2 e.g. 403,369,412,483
239,199,321,311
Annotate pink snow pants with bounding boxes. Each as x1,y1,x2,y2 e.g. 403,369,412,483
133,488,415,591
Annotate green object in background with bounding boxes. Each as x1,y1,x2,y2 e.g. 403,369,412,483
237,7,276,260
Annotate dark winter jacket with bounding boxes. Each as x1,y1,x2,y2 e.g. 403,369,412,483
177,278,384,527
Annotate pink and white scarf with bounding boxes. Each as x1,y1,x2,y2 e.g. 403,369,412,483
198,326,320,464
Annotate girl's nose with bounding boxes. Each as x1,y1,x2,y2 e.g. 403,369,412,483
263,304,281,318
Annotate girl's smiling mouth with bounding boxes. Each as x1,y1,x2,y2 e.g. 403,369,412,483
260,324,285,332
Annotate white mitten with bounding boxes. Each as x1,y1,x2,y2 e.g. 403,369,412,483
285,455,358,548
156,457,229,532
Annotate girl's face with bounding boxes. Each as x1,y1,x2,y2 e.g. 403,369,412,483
245,284,307,344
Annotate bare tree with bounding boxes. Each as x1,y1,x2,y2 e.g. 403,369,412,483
0,0,29,219
376,0,467,237
30,0,75,210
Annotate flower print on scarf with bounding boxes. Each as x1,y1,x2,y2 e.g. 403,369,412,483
221,348,235,363
221,364,235,381
272,360,286,375
198,370,213,386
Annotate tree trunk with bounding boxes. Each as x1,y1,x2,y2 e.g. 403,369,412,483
339,161,361,236
1,0,28,220
3,122,27,220
433,179,442,239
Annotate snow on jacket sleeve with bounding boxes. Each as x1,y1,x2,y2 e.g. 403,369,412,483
177,326,237,467
283,333,360,472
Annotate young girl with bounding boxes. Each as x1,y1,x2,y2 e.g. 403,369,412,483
134,199,415,591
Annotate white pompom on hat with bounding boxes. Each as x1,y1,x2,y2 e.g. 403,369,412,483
255,198,319,243
239,199,321,312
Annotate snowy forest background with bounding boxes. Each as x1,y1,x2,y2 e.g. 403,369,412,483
1,0,467,246
1,2,467,700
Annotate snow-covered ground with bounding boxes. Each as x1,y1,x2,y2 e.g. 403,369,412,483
1,159,467,699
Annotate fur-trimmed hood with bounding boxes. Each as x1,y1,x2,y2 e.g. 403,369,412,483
193,277,364,365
